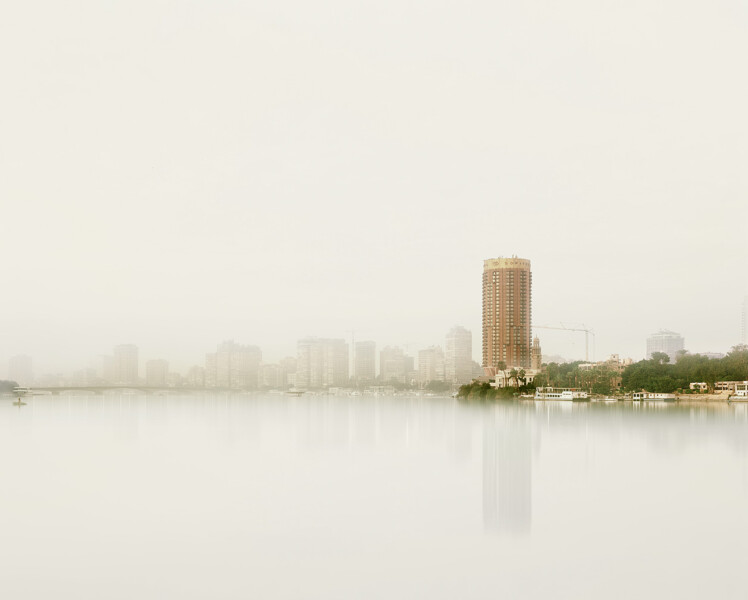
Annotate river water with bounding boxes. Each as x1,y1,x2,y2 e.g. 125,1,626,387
2,394,747,599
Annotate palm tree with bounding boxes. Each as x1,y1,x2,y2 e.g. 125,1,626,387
496,360,507,388
509,368,519,388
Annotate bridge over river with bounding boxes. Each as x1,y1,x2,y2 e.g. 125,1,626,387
27,386,239,396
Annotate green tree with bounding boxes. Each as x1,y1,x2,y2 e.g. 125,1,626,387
509,368,519,388
496,360,507,387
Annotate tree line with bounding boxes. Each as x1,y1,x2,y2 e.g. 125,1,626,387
621,346,748,393
458,345,748,399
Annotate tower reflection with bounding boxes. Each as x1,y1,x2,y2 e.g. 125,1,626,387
483,405,532,535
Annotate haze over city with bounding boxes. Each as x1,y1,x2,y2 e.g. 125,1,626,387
2,0,747,375
6,3,748,600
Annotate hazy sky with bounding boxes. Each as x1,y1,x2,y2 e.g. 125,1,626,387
2,0,747,375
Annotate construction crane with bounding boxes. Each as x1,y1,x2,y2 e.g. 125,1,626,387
533,324,595,362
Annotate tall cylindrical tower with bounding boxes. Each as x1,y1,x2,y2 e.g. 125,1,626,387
482,257,532,371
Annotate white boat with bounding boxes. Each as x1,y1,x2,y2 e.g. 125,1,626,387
534,387,588,400
12,387,33,397
632,392,677,402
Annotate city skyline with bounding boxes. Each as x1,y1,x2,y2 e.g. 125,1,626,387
2,3,746,597
2,0,747,375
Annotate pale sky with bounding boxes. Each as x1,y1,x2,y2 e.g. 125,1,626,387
2,0,747,376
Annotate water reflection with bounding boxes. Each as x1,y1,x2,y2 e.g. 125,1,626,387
4,398,748,533
483,405,532,535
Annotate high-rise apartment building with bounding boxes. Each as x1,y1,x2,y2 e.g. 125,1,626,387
279,357,298,387
258,363,282,388
96,355,115,384
205,341,262,389
354,341,376,383
8,355,33,386
296,338,349,389
113,344,139,384
418,346,445,383
186,365,205,387
379,346,414,384
482,257,532,371
646,330,684,363
445,326,473,384
145,359,169,386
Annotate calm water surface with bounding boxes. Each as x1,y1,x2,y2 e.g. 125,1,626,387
2,394,748,599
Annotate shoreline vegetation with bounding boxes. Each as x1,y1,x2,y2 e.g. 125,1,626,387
458,345,748,402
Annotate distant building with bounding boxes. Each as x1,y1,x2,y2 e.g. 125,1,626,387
576,354,632,390
186,365,205,387
354,341,376,383
379,346,414,385
258,363,282,388
71,368,97,386
296,338,349,389
145,359,169,386
646,330,684,364
530,337,542,371
418,346,445,384
279,356,297,387
113,344,139,385
205,341,262,389
699,352,725,360
472,361,484,380
445,326,473,385
482,256,532,370
96,355,115,384
8,355,33,386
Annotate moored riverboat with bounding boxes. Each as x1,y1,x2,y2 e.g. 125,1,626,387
535,387,588,401
632,392,677,402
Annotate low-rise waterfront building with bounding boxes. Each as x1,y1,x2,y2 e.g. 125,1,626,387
715,381,748,393
490,369,540,389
